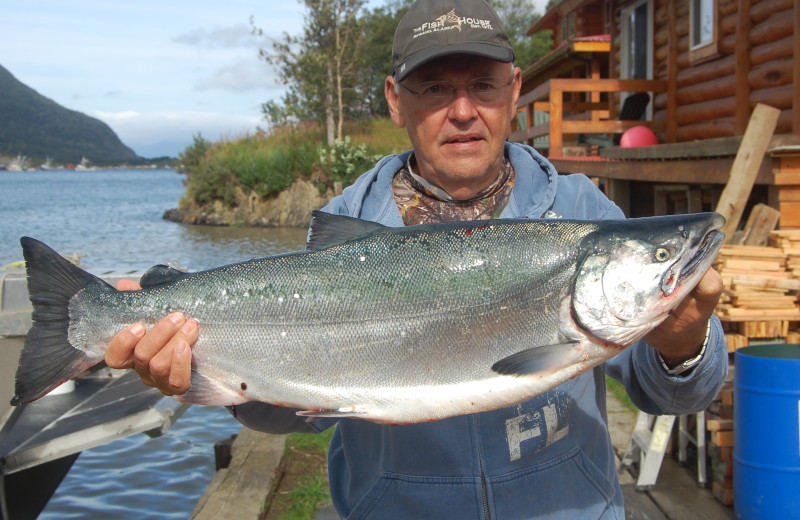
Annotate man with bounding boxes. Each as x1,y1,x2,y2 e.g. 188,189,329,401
107,1,727,517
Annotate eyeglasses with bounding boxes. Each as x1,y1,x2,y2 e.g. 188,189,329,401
398,74,515,109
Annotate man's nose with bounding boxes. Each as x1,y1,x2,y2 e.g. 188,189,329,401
448,87,478,121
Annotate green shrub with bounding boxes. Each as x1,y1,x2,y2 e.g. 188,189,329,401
178,119,409,208
184,155,237,206
318,136,382,187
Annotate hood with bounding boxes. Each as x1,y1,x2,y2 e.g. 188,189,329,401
333,143,558,226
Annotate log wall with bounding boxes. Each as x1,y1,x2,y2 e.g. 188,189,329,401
616,0,798,142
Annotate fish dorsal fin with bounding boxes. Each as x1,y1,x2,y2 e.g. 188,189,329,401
139,264,187,288
491,342,581,376
306,210,388,251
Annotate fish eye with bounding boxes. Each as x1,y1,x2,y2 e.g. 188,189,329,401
654,248,670,262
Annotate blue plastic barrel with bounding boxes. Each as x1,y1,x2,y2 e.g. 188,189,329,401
734,343,800,519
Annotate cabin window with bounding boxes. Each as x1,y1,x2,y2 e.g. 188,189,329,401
621,0,651,80
561,11,576,43
689,0,718,62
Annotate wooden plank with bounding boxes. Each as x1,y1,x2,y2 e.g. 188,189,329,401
601,137,742,159
716,103,781,242
190,429,286,520
778,202,800,228
773,172,800,185
740,203,781,246
706,417,734,432
549,156,775,185
777,187,800,202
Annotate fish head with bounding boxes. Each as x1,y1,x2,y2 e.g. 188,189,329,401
571,212,725,346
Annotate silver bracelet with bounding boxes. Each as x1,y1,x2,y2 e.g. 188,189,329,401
658,318,711,376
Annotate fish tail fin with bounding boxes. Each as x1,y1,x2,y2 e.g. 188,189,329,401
11,237,110,406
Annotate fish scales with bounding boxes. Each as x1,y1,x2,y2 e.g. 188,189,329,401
13,211,725,423
80,220,593,387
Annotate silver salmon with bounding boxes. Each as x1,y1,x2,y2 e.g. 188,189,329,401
12,211,724,424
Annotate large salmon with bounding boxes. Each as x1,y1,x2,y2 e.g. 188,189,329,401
12,211,724,424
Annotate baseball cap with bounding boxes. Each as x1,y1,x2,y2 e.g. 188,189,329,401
392,0,515,82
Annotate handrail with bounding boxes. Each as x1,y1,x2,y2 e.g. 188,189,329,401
511,78,669,157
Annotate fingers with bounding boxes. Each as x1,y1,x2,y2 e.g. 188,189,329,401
115,279,142,291
691,267,724,306
105,312,198,396
105,322,146,369
133,313,198,395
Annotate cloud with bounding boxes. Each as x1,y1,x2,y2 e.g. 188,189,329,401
194,55,278,92
89,109,263,156
172,23,256,49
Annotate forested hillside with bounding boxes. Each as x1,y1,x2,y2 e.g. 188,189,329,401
0,64,140,165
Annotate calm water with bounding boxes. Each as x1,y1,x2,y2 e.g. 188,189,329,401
0,169,308,518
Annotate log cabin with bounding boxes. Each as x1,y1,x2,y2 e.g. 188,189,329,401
511,0,800,226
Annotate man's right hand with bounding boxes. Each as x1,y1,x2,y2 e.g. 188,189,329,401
104,280,198,396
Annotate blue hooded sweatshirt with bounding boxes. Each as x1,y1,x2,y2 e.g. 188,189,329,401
231,142,728,519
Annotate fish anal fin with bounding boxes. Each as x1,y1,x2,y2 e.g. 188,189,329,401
140,264,187,289
491,343,580,377
175,371,250,406
296,408,368,419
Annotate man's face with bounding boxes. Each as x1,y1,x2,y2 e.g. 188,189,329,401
386,55,521,200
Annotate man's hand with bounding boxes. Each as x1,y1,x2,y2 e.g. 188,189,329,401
104,280,197,395
644,267,723,366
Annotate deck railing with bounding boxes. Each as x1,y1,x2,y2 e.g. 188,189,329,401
509,78,669,157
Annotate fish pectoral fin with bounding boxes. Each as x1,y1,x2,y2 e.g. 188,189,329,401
139,264,188,288
174,371,250,406
295,408,368,419
491,342,581,377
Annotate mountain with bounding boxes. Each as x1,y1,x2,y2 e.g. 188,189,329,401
0,64,140,165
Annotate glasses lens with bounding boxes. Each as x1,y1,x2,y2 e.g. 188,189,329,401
406,76,511,108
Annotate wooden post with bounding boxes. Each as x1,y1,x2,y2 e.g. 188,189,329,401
734,0,752,134
715,103,780,242
549,88,564,157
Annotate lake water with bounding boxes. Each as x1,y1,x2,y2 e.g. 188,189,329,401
0,169,309,518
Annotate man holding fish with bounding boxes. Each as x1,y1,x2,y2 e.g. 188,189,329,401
105,0,727,517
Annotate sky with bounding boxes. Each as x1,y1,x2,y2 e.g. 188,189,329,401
2,1,548,159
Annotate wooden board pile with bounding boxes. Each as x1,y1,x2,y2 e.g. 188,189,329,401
770,229,800,276
705,381,735,506
714,242,800,351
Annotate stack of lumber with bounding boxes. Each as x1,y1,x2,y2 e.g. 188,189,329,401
714,244,800,349
706,381,735,507
770,229,800,277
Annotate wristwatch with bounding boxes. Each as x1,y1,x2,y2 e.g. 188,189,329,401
658,319,711,376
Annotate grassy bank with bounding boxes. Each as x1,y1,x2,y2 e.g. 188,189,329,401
179,119,411,211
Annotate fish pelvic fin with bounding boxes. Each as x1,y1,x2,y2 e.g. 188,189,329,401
11,237,111,406
491,342,581,377
306,210,388,251
174,371,251,406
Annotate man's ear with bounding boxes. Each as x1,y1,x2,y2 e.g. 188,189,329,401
385,76,406,128
509,66,522,120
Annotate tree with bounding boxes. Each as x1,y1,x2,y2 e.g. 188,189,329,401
254,0,366,145
488,0,551,70
253,0,550,134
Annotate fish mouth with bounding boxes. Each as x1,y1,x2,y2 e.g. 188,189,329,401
683,229,724,279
